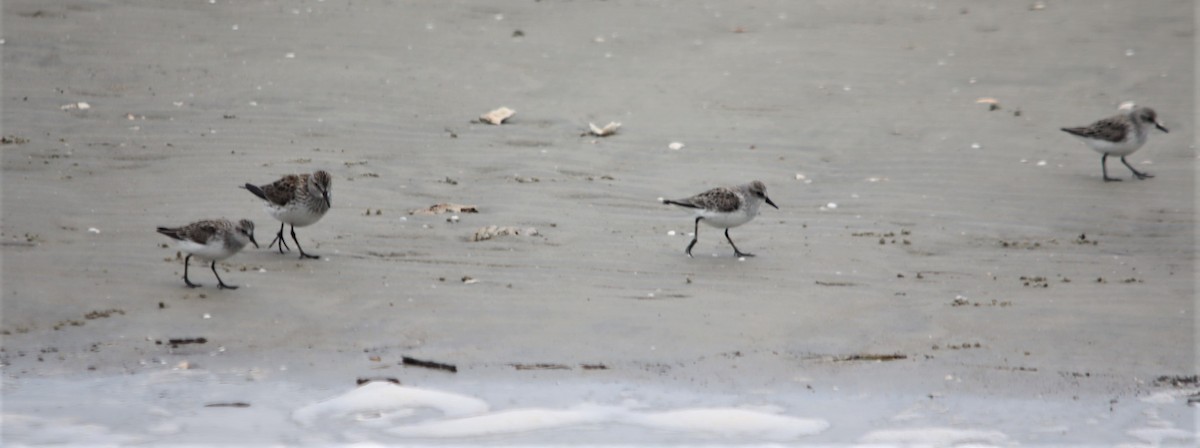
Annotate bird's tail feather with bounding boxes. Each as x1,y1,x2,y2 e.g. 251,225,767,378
1061,127,1087,137
156,227,183,240
242,183,268,201
662,199,698,208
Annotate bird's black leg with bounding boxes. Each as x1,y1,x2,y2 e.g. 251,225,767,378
685,217,701,258
1120,156,1153,180
268,222,290,253
183,254,201,288
291,225,319,259
211,261,238,290
1102,154,1121,182
725,228,755,257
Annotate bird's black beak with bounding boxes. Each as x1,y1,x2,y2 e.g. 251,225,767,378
324,192,332,207
1155,122,1169,133
250,234,260,249
764,196,779,209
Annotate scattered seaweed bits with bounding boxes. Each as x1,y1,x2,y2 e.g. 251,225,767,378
472,226,538,242
409,203,478,215
401,356,458,373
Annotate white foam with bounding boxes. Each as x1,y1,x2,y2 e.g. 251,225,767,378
2,413,146,445
1139,391,1176,404
1126,427,1194,444
623,407,830,440
859,427,1009,445
292,382,489,426
302,384,829,440
388,406,613,438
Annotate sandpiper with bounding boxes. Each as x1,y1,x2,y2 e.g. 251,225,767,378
157,219,258,289
243,170,332,259
1062,106,1168,182
662,180,778,258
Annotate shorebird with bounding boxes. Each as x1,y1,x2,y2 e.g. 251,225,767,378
1062,106,1168,182
243,170,332,259
662,180,778,258
157,219,258,289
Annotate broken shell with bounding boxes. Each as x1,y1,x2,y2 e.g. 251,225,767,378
480,107,515,125
588,122,621,137
668,142,685,150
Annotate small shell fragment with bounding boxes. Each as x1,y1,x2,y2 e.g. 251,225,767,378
480,107,515,125
975,97,999,105
588,122,621,137
668,142,685,150
61,102,91,111
87,227,101,234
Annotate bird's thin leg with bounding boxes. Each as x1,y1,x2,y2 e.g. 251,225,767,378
212,261,238,290
1120,156,1153,180
183,254,201,288
291,225,319,259
685,217,701,258
1102,154,1121,182
726,228,755,257
268,222,290,253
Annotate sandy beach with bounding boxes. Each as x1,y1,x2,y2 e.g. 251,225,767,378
2,0,1195,444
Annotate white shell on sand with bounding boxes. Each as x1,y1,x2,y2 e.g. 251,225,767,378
480,107,515,125
588,121,621,136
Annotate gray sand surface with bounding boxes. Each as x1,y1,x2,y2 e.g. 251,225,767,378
2,0,1195,444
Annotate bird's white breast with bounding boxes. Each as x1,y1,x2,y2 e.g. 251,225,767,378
176,238,236,262
1076,134,1144,156
266,203,326,227
698,208,755,229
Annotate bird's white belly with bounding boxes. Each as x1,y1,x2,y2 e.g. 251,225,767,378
699,210,754,229
177,240,234,262
267,204,325,227
1081,137,1142,156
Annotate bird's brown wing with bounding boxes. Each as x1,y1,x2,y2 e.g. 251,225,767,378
259,174,306,206
1062,116,1127,143
687,187,741,213
159,220,221,244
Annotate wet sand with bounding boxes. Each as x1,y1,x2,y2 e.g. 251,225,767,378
2,0,1195,444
